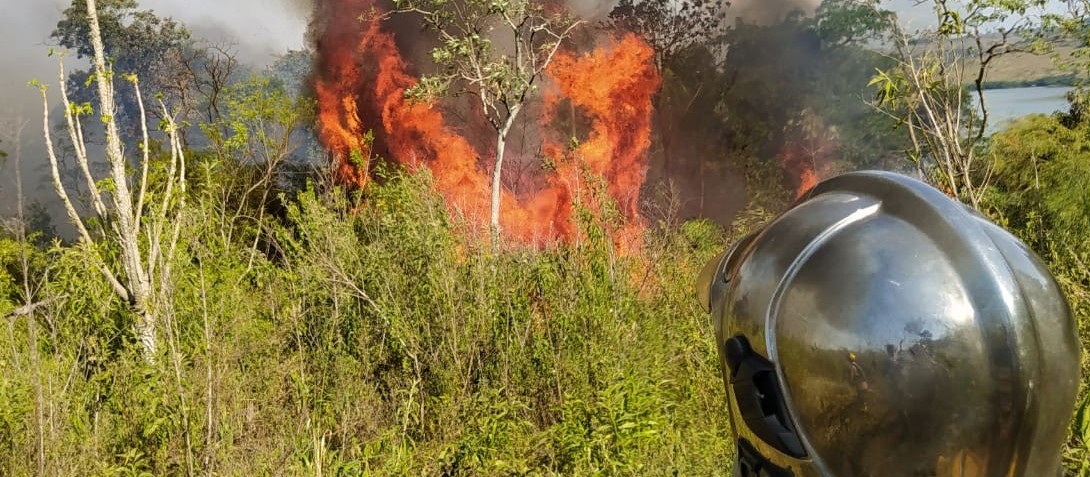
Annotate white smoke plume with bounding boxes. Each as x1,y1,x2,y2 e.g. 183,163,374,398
728,0,822,25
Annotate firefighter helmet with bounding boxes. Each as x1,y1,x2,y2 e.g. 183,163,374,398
699,171,1079,477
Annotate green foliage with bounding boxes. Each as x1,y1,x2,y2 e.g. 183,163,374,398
52,0,189,99
552,374,669,474
814,0,893,46
52,0,188,61
0,163,736,474
983,112,1090,475
437,389,535,474
202,74,306,160
987,114,1090,241
0,239,18,319
11,1,1088,475
1074,394,1090,474
0,360,32,474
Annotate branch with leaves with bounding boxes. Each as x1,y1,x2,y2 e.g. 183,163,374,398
864,0,1045,209
34,0,188,362
391,0,582,240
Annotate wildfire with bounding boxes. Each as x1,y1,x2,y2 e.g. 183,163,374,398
543,35,660,250
781,146,819,199
779,112,837,199
312,0,660,246
314,1,521,231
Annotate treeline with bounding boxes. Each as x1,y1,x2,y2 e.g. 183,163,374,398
0,0,1089,476
982,74,1078,89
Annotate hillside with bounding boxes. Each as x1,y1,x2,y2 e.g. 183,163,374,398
980,44,1081,88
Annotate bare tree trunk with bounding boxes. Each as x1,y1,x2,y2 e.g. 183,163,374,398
490,133,506,241
10,117,45,475
490,106,522,244
38,0,186,364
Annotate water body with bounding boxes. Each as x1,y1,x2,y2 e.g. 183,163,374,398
979,86,1072,133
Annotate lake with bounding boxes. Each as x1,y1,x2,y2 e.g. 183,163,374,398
979,86,1072,133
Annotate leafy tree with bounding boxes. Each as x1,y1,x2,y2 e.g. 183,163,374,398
37,0,189,363
813,0,892,47
52,0,191,135
391,0,581,240
865,0,1048,208
51,1,244,141
52,0,187,63
607,0,726,70
198,74,309,268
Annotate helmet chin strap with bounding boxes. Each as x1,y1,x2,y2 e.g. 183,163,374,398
725,335,807,459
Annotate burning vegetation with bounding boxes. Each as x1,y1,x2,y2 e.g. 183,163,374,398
313,0,661,246
309,0,864,249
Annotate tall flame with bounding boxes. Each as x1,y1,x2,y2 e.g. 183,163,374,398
313,0,376,188
313,0,660,246
314,3,526,234
543,35,660,249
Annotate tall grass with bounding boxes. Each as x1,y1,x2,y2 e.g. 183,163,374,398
0,170,734,475
3,164,1087,475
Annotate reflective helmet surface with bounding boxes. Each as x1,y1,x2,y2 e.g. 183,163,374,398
700,171,1080,477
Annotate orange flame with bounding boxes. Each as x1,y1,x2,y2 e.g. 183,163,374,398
313,1,376,188
779,113,837,199
313,1,660,246
781,146,819,199
797,168,819,198
543,34,661,250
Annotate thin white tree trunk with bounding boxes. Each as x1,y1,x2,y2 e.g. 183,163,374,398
489,106,522,244
86,0,157,360
37,0,188,363
490,133,506,240
9,117,46,475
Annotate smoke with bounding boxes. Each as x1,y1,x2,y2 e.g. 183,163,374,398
562,0,617,20
728,0,821,25
0,1,70,225
0,0,309,235
635,0,835,225
140,0,307,63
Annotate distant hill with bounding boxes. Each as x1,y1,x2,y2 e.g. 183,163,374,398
900,34,1085,89
980,44,1081,89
